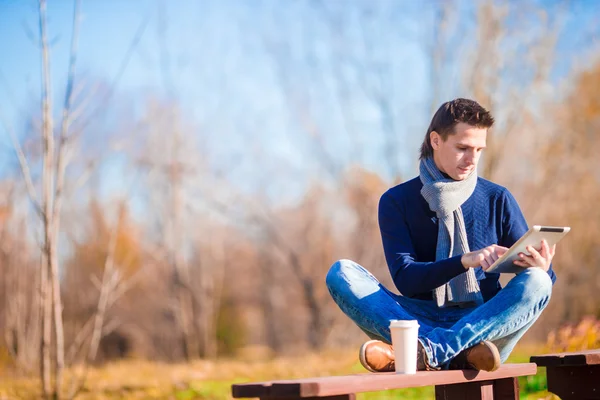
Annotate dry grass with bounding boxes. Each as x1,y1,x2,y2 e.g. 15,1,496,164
0,345,554,399
0,349,360,399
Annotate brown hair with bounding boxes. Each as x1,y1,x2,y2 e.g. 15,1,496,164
419,98,494,160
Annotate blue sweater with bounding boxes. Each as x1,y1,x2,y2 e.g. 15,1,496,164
378,176,556,302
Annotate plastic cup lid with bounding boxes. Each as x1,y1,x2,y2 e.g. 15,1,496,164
389,319,419,328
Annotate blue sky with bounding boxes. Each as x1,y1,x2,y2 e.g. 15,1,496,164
0,0,599,206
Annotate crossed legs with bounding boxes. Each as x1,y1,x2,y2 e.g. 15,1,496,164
326,259,551,369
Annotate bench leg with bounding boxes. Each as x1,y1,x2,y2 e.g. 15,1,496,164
546,365,600,399
435,378,519,400
260,396,355,400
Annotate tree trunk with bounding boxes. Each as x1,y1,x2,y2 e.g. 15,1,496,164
302,279,323,350
50,238,65,399
40,253,51,399
27,254,41,372
260,255,281,353
177,285,198,360
39,0,64,397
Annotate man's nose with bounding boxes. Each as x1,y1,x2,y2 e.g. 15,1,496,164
465,151,477,165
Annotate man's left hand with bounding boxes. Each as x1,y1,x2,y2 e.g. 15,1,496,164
512,239,555,272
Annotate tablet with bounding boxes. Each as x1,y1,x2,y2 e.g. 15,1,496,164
485,225,571,274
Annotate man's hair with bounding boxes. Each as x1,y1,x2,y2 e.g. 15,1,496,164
419,98,495,160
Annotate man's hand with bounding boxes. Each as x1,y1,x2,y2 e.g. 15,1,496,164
461,245,509,270
512,239,555,272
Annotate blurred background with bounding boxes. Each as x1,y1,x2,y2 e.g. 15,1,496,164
1,0,600,398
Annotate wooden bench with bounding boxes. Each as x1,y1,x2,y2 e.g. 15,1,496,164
531,349,600,399
232,363,537,400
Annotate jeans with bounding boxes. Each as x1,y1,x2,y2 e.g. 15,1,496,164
325,259,552,369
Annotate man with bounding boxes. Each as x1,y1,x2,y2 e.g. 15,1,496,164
326,98,556,372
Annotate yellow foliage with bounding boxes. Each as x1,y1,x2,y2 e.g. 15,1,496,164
68,200,142,279
343,166,386,208
0,205,10,224
0,346,15,373
545,316,600,353
573,66,600,120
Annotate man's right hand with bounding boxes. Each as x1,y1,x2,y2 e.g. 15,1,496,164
461,245,509,270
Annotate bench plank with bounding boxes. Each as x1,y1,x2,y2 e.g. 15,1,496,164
260,396,355,400
436,377,520,400
531,349,600,366
491,377,520,400
532,351,600,399
545,364,600,399
232,381,272,398
435,380,495,400
232,363,536,398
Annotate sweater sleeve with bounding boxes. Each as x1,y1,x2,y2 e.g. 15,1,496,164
499,189,557,284
378,192,468,297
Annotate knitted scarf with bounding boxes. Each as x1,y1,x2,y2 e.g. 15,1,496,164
419,157,484,308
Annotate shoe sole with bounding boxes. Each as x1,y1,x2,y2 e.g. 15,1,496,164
474,341,501,372
358,340,380,373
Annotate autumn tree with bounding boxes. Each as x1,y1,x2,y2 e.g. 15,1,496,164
525,61,600,334
0,184,40,373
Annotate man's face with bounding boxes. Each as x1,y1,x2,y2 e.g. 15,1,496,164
431,122,487,181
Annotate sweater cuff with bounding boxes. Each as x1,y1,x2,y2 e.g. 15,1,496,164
440,255,468,281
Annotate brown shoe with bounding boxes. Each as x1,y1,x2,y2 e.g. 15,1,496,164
449,341,501,372
359,340,395,372
359,340,432,373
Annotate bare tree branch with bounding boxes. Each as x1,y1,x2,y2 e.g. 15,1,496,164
53,0,82,224
76,10,151,131
0,114,44,218
66,160,96,198
66,208,120,400
65,315,94,366
38,0,55,396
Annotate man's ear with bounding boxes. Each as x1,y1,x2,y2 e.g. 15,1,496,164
430,131,441,150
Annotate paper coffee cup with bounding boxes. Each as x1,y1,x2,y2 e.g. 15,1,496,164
389,320,420,374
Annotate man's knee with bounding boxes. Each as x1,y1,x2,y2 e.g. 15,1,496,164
520,267,552,304
326,259,378,300
326,259,358,292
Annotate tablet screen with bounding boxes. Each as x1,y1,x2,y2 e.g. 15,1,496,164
485,225,570,274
